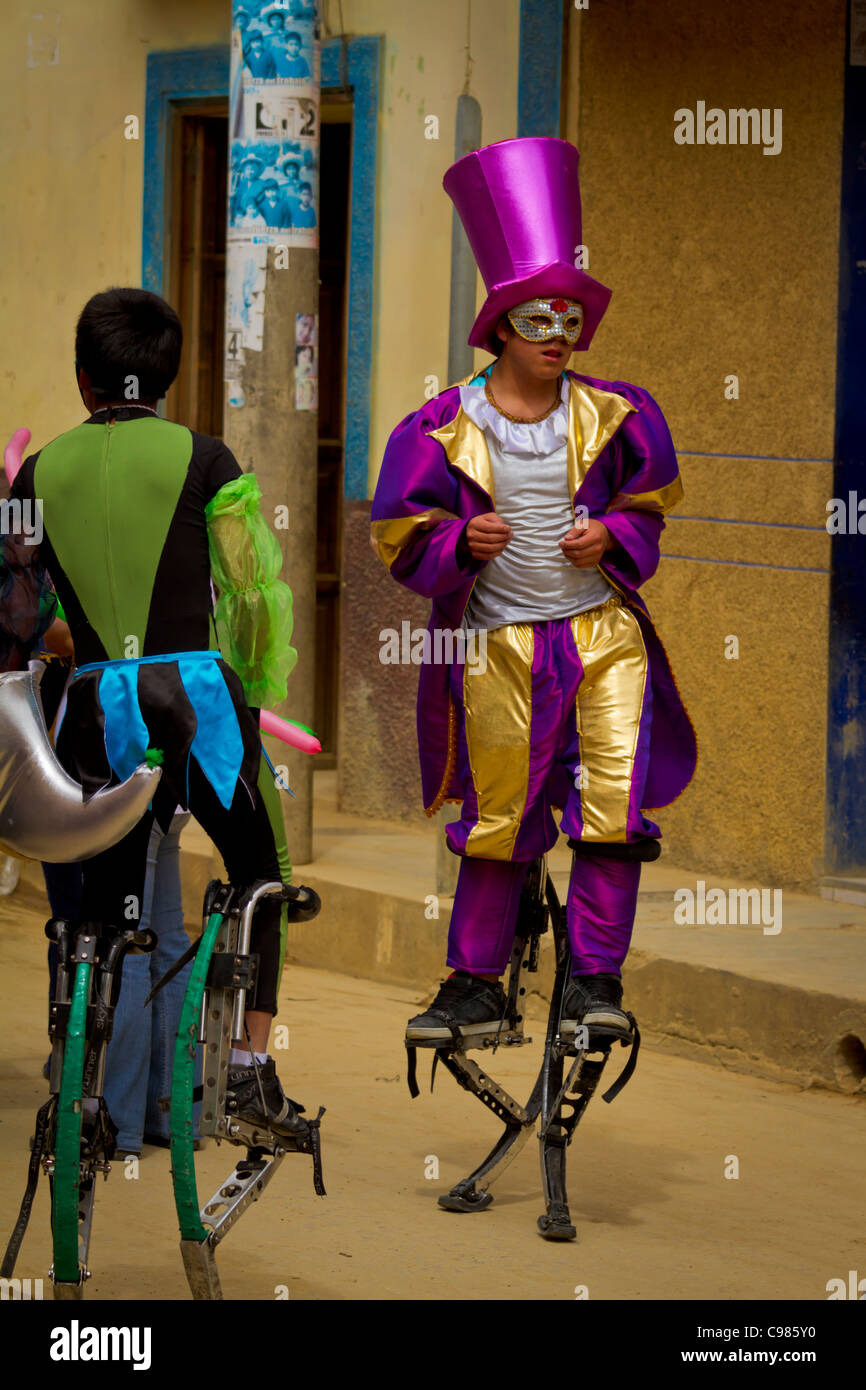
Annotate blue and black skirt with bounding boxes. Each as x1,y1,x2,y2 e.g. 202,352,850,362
57,649,261,825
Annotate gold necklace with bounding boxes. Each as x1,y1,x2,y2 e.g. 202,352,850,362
484,374,562,424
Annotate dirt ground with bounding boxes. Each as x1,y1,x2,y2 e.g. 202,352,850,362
0,873,862,1302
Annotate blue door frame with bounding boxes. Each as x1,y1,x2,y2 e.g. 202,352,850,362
518,0,564,136
827,9,866,874
142,36,380,501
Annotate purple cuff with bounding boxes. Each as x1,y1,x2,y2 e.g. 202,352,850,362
601,510,663,590
393,517,484,599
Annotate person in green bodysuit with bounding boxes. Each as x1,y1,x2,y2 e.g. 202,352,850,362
3,286,315,1140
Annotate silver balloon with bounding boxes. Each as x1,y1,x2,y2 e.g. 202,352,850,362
0,667,160,863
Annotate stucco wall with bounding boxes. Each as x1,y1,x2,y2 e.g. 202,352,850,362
563,0,844,886
2,1,845,886
0,1,230,449
336,0,520,491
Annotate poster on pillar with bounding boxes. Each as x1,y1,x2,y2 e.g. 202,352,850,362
228,0,320,252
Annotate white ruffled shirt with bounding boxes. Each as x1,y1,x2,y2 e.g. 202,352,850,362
461,374,614,632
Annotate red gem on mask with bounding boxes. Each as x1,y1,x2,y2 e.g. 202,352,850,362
550,298,568,313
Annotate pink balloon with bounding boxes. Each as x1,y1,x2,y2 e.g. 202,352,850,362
259,708,321,755
4,427,31,486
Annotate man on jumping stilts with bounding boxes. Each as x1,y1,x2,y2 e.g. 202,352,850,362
2,287,319,1142
371,138,696,1049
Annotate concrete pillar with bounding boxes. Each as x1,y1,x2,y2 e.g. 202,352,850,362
447,93,482,386
223,248,318,866
222,3,321,867
438,91,482,896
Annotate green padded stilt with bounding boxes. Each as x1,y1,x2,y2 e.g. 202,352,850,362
52,961,91,1284
170,910,223,1242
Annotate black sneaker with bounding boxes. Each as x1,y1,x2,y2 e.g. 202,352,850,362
561,973,632,1041
225,1058,311,1142
406,972,507,1043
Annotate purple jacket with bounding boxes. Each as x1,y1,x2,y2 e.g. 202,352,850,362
371,370,697,816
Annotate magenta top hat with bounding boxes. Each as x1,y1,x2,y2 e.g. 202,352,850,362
443,136,611,355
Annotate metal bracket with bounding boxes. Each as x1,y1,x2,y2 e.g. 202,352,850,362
71,932,98,965
206,951,259,995
199,915,238,1139
51,1277,86,1300
442,1053,530,1126
199,1150,286,1249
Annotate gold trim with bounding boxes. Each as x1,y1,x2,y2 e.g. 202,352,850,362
596,561,628,601
569,603,649,842
428,410,495,504
425,696,458,817
606,475,684,518
566,379,636,505
463,623,534,859
484,373,563,423
371,508,459,569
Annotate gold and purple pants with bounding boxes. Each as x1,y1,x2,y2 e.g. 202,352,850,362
446,597,656,976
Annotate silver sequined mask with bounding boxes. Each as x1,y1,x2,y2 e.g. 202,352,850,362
506,297,584,346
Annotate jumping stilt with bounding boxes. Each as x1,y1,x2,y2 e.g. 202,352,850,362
407,860,550,1214
2,879,322,1300
2,917,156,1297
169,878,324,1299
536,867,641,1240
408,855,641,1237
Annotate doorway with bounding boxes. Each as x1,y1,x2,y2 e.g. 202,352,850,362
164,102,349,764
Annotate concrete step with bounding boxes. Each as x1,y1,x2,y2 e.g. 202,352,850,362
821,876,866,907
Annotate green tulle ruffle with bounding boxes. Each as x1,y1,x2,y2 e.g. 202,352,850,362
205,473,297,709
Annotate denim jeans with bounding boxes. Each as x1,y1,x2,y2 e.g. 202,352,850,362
101,813,202,1152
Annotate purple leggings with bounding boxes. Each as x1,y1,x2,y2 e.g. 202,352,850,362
446,853,641,977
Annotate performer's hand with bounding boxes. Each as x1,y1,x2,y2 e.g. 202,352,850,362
465,512,513,560
43,619,74,660
559,517,613,568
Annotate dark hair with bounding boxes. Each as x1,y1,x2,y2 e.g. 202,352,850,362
286,30,302,43
299,181,312,194
75,288,182,401
490,315,513,358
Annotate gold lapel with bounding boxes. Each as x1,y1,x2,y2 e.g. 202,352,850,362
428,409,495,505
567,378,636,501
429,377,635,512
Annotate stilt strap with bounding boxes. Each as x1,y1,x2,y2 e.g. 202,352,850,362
567,836,661,863
306,1109,327,1197
0,1097,53,1278
405,1021,462,1099
601,1017,641,1103
406,1046,419,1099
144,933,201,1006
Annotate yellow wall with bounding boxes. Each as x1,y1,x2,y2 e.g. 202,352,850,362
2,0,844,887
334,0,520,494
0,0,519,478
566,0,845,886
0,1,229,449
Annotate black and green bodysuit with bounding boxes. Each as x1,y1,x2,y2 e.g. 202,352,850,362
6,404,296,1012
